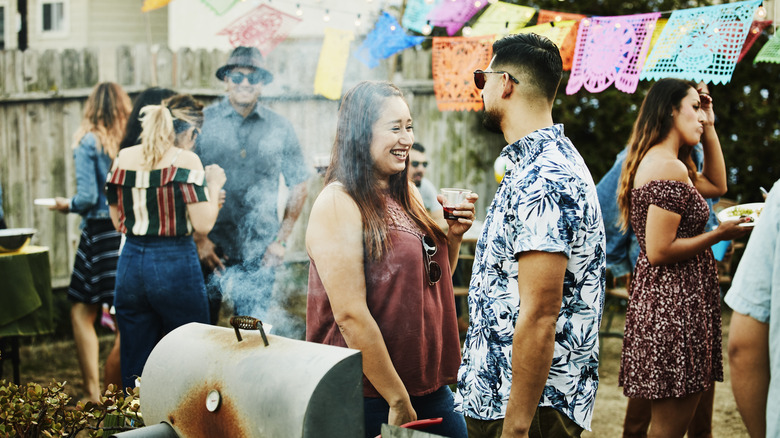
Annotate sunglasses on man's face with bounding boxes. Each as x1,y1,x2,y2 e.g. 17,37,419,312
473,69,520,90
422,235,441,286
228,71,263,85
411,161,428,168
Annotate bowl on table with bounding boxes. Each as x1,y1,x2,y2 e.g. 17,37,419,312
0,228,37,253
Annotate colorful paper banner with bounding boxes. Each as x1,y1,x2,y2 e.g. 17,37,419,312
470,3,536,37
754,34,780,64
640,0,761,84
402,0,442,34
739,20,773,62
142,0,172,12
314,28,355,100
427,0,487,36
432,36,494,111
216,4,302,55
537,10,586,71
567,13,661,95
199,0,238,16
354,12,425,69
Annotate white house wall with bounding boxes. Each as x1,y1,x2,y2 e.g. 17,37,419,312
168,0,400,50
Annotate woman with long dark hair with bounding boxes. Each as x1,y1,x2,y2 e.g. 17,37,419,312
306,81,475,438
617,78,749,436
51,82,131,401
106,95,225,389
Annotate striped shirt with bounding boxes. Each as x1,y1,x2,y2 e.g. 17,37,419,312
106,166,210,236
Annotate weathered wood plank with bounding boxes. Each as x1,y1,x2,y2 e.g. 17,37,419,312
38,50,62,93
83,48,100,87
3,50,24,94
116,46,134,86
176,47,198,90
61,49,83,89
155,45,174,89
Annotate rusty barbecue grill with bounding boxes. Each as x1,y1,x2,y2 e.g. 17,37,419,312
111,317,363,438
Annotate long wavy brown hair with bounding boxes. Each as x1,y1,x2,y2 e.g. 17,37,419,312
72,82,132,159
617,78,698,231
325,81,446,261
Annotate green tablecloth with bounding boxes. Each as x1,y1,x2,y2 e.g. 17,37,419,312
0,246,55,337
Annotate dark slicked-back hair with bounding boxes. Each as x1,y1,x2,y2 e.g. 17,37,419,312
491,33,562,102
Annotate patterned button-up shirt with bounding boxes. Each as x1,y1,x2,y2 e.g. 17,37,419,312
455,124,606,430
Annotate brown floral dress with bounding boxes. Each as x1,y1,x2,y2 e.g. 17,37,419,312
619,180,723,399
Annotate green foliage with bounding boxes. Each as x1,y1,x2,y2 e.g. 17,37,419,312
507,0,780,201
0,381,143,437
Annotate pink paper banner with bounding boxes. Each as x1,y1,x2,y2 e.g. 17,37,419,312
567,13,661,95
427,0,487,36
738,20,772,62
217,4,301,56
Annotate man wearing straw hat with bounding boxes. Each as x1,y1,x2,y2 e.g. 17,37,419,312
195,46,310,328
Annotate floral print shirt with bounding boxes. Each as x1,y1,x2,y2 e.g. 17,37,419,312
455,124,606,430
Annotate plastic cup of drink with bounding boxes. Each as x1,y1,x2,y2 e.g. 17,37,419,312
440,188,472,220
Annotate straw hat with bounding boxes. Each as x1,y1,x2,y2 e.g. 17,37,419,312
215,46,273,84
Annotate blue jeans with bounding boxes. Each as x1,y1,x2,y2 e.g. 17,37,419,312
115,235,209,389
363,386,467,438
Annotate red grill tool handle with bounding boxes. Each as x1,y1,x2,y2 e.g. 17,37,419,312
374,417,444,438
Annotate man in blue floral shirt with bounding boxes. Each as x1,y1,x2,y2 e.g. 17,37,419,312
455,33,606,438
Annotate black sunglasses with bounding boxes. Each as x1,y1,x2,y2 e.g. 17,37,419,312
411,161,428,168
422,235,441,286
473,69,520,90
228,71,263,85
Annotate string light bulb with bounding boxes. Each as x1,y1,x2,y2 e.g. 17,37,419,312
756,5,767,18
422,21,433,35
295,4,302,16
462,26,473,36
425,0,436,3
474,0,482,7
355,13,361,27
323,9,330,22
390,24,397,31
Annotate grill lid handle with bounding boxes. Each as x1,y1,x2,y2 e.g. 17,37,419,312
229,316,270,346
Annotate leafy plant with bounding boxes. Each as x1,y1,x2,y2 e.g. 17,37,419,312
0,380,143,437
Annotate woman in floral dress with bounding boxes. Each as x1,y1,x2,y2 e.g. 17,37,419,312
616,78,750,437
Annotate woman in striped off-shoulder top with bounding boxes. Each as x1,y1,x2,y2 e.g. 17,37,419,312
106,94,226,390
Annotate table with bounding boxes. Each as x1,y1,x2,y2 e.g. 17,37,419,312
0,245,55,384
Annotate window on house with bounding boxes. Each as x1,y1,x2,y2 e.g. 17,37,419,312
41,0,65,34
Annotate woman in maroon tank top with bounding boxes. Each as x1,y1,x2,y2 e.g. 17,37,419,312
306,81,477,438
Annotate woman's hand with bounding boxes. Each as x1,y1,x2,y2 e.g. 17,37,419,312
205,164,226,191
388,399,417,427
715,218,753,241
439,192,478,238
699,92,715,127
50,197,70,214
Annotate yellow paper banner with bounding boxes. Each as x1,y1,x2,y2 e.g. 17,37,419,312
314,28,355,101
471,3,536,36
517,20,577,48
142,0,172,12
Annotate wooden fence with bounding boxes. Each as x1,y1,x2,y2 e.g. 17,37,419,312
0,41,504,287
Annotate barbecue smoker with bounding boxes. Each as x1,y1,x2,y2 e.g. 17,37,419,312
115,319,364,438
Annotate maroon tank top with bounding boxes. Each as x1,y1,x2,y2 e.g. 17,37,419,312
306,196,461,397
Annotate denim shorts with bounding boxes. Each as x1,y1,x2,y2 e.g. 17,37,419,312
114,235,209,389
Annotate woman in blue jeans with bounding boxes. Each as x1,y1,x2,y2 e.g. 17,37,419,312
51,82,131,401
106,95,226,389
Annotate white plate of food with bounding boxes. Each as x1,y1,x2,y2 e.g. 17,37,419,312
717,202,764,227
34,198,57,207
